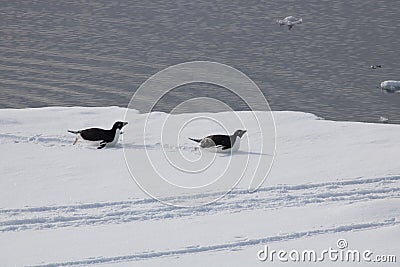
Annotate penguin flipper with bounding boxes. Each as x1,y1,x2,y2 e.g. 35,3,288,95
97,141,107,149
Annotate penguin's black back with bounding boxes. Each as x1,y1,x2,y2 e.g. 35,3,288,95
204,135,234,149
80,128,115,142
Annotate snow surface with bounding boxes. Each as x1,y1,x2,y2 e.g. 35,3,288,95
0,107,399,266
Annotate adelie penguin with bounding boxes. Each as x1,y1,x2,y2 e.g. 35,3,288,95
189,129,247,153
370,65,382,70
68,121,128,149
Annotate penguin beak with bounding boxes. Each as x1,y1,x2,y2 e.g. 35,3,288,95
238,130,247,137
123,122,128,127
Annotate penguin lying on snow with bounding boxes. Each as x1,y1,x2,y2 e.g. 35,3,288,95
68,121,128,149
189,129,247,153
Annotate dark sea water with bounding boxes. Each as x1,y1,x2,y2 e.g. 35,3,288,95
1,0,400,123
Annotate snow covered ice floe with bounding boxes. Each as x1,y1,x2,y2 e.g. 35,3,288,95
0,107,399,266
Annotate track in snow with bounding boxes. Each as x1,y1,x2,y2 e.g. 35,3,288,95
28,219,399,267
1,176,399,233
0,133,196,152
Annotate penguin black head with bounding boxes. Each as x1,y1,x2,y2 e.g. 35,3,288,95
234,129,247,138
112,121,128,130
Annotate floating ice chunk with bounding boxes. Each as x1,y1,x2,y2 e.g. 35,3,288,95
276,16,303,30
380,80,400,92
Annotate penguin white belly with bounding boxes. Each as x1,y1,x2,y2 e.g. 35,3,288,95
107,129,121,147
220,136,240,153
230,136,241,152
77,134,101,147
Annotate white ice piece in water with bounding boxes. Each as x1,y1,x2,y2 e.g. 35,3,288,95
380,80,400,93
379,116,389,123
276,16,303,30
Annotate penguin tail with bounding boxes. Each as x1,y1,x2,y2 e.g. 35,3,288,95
68,130,80,134
188,137,202,143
